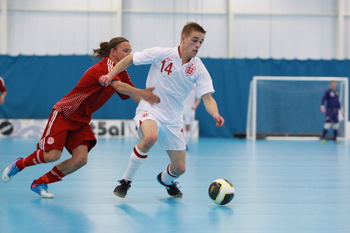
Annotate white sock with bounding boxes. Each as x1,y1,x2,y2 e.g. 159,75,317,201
161,164,179,185
122,145,147,182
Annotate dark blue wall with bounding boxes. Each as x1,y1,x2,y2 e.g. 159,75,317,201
1,55,350,137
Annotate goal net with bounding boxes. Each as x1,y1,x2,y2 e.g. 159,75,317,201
246,76,349,140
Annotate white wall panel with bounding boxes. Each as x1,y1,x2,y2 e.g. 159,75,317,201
235,0,336,13
233,0,338,59
270,16,336,59
123,0,228,58
123,13,227,58
123,0,227,12
4,0,119,55
345,17,350,58
8,11,117,55
1,0,349,59
233,15,271,58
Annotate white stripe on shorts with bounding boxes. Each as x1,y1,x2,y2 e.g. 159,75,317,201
39,110,58,151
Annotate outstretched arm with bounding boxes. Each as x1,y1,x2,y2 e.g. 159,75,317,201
111,80,160,105
99,54,134,86
202,93,224,127
130,95,143,103
100,54,160,104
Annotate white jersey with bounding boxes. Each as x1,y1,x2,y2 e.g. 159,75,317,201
133,46,214,124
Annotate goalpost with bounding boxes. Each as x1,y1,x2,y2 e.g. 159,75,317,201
246,76,349,140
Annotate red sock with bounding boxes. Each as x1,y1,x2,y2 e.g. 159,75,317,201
16,150,46,170
35,166,66,184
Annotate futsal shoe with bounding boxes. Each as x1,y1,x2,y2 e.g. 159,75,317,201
2,157,23,183
156,173,183,197
113,179,131,198
30,180,54,198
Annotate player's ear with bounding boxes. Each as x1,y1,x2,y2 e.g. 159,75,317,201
181,35,185,44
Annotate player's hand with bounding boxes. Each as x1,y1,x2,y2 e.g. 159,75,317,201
141,87,161,105
214,114,225,127
99,75,112,87
320,105,326,113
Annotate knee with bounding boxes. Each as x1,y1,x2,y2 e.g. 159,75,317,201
44,150,62,162
74,156,88,168
172,164,186,176
71,145,89,168
142,134,158,148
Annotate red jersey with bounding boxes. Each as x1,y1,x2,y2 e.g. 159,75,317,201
0,77,6,93
53,57,134,123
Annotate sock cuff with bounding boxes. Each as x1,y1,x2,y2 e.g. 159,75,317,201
133,145,148,159
167,164,178,178
51,166,66,179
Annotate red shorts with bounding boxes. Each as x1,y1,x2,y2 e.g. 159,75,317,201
37,109,97,154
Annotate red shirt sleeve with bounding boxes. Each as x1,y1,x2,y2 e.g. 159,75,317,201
0,78,6,92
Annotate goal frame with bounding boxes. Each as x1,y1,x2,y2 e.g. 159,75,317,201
246,76,349,140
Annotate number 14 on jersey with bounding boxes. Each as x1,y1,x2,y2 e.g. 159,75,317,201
160,60,173,75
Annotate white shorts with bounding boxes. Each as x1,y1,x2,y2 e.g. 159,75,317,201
183,113,195,125
134,111,186,151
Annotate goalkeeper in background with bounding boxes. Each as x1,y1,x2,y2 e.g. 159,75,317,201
320,80,343,144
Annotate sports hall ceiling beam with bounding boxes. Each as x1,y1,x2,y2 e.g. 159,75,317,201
337,0,345,59
227,0,234,58
115,0,123,39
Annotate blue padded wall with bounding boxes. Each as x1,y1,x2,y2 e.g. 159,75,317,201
1,55,350,137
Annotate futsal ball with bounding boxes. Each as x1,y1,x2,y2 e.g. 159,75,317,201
208,179,235,205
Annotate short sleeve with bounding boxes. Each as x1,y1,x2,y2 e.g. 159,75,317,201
133,47,163,66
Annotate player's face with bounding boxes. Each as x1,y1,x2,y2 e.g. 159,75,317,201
181,31,205,59
330,81,337,90
112,42,132,63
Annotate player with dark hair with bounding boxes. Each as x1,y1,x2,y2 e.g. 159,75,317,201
100,22,225,198
2,37,160,198
320,80,342,143
0,76,7,105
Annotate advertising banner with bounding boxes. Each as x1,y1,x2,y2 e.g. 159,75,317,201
0,119,198,138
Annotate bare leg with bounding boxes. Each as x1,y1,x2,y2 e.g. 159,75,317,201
55,144,89,175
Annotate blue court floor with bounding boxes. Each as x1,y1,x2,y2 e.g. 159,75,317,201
0,137,350,233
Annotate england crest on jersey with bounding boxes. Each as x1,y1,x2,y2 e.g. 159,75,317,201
185,63,196,76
